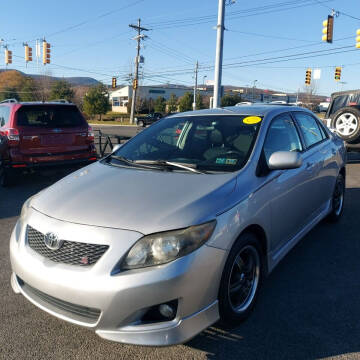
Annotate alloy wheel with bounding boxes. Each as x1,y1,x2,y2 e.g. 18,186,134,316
228,245,260,313
335,113,358,136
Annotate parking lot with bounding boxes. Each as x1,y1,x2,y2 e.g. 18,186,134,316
1,137,360,359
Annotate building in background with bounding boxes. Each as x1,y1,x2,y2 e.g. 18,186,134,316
110,85,211,113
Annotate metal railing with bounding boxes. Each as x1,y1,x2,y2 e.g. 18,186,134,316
94,130,131,157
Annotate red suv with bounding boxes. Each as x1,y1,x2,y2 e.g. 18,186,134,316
0,99,97,186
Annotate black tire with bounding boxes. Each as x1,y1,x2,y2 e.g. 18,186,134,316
218,232,264,327
327,173,345,223
137,120,144,127
330,107,360,142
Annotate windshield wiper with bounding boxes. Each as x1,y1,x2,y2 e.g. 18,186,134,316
133,160,207,174
109,154,134,165
108,155,160,170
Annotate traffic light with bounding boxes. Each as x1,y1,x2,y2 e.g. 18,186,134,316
305,68,312,86
133,79,138,90
334,67,341,81
112,77,117,89
42,41,50,65
5,49,12,65
356,29,360,49
25,45,32,62
322,15,334,43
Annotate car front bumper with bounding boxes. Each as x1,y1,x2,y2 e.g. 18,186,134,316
10,207,227,346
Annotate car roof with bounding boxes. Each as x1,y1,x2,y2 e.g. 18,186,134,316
330,89,360,98
169,105,308,119
0,100,75,106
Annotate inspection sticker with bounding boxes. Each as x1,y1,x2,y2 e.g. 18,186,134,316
216,158,237,165
243,116,262,125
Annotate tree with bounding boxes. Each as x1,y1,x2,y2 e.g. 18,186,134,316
35,70,53,101
73,86,90,111
20,78,38,101
0,70,36,101
136,98,154,114
167,93,178,113
221,94,242,107
154,96,166,113
178,92,193,112
0,87,19,102
49,80,74,102
83,84,111,120
302,83,318,110
196,93,205,110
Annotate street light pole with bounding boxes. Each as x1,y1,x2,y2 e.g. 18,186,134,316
252,80,258,102
193,61,199,111
203,75,207,87
213,0,225,108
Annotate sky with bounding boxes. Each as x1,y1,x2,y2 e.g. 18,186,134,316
1,0,360,96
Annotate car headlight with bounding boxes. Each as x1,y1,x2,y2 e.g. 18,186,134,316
122,221,216,270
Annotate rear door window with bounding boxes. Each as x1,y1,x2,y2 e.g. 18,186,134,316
293,112,325,148
0,106,11,127
16,105,84,128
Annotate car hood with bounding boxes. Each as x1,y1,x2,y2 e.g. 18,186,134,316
31,162,237,234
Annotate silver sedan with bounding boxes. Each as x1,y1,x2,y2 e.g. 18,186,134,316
10,105,346,346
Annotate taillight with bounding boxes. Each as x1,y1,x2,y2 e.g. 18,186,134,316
5,128,20,146
87,125,94,142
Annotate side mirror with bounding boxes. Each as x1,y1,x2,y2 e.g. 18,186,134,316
112,143,123,153
268,151,302,170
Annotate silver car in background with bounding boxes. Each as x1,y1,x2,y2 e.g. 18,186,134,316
10,105,346,346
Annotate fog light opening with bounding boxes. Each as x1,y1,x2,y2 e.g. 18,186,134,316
159,304,175,319
141,300,178,324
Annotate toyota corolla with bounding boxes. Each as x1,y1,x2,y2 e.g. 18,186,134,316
10,105,346,346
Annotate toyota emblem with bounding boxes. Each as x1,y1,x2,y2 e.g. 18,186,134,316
44,232,63,250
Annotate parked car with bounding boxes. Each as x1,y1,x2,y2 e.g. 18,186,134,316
317,102,330,113
10,105,346,346
0,99,97,186
0,131,7,179
324,90,360,150
135,112,163,127
235,101,253,106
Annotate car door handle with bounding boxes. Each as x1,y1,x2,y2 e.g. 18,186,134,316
306,162,315,170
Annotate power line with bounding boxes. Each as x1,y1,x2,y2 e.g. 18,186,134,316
45,0,146,39
55,31,132,58
227,29,318,43
313,0,360,21
146,0,334,29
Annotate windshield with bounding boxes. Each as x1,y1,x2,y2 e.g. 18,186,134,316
16,105,85,128
113,115,262,172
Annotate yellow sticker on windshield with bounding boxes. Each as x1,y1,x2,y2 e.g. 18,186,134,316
243,116,262,125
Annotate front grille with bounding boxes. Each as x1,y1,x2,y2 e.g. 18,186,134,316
27,225,109,266
17,277,101,325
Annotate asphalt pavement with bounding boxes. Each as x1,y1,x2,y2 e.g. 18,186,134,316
1,150,360,360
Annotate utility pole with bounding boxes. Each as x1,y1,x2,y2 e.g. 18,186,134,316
213,0,225,108
129,18,149,124
193,61,199,111
252,80,258,102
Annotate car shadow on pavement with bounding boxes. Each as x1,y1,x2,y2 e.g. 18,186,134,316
0,169,75,220
187,187,360,360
